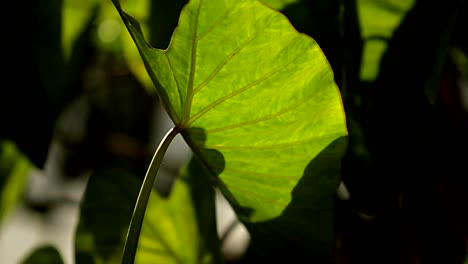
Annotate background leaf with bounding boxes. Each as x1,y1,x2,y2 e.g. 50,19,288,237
135,157,221,264
74,167,141,264
21,245,64,264
0,141,32,222
357,0,415,81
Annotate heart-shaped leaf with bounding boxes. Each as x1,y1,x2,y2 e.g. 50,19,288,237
113,0,347,223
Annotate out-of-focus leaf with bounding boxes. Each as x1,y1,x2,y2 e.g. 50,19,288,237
357,0,415,80
61,0,156,92
74,167,140,264
135,157,221,264
450,47,468,78
62,0,100,60
21,245,64,264
0,141,31,221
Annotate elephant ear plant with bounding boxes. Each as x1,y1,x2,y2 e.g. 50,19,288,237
111,0,348,263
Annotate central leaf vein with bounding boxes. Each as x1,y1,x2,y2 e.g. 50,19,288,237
204,135,327,150
182,0,203,125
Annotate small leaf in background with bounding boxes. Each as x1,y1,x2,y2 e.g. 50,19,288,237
62,0,100,60
135,157,221,264
62,0,157,93
0,141,32,222
21,245,64,264
357,0,415,81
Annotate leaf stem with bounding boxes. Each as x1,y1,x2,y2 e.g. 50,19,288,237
122,127,180,264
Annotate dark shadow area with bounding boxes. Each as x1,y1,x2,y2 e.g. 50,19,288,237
238,136,348,264
182,127,255,220
184,153,225,264
281,0,343,85
338,0,468,263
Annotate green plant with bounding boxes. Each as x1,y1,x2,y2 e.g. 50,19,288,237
2,0,467,263
112,0,348,262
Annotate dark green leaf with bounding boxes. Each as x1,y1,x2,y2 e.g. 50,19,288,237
74,167,141,263
22,245,64,264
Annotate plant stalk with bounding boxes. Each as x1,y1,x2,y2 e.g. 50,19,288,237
122,127,179,264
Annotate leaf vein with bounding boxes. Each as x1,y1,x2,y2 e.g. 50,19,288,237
192,14,279,97
224,167,297,181
142,221,183,264
224,183,286,206
182,0,203,125
188,35,305,126
204,84,319,134
204,135,325,150
196,4,236,40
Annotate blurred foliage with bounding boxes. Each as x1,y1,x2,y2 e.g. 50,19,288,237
74,167,141,264
0,141,31,221
357,0,415,81
135,157,222,264
21,245,64,264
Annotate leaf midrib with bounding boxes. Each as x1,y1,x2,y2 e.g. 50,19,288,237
181,0,203,126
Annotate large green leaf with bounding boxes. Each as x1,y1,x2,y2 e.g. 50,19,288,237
113,0,347,224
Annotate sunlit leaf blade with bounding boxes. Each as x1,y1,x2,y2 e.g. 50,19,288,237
113,0,347,223
135,157,221,264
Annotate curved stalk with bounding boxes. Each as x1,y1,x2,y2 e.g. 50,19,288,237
122,127,180,264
